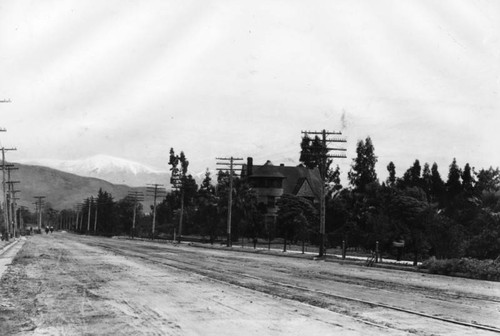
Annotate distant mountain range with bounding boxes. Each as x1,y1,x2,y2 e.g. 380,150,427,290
10,162,155,211
17,155,171,187
9,155,220,211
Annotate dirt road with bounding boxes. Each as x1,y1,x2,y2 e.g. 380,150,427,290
1,233,499,335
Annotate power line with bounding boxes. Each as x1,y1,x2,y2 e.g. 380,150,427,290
216,156,244,247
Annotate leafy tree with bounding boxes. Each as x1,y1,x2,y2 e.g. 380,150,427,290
196,169,220,243
475,167,500,194
168,148,197,240
277,194,318,251
426,214,466,259
326,164,342,197
232,180,264,243
348,136,378,191
389,193,431,265
466,210,500,259
299,135,328,171
96,188,116,236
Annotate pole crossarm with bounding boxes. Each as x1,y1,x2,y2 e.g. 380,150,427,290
300,129,347,257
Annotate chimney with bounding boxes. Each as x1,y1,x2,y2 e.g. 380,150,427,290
280,163,285,167
247,157,253,176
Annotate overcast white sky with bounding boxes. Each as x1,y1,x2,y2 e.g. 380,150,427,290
1,0,499,182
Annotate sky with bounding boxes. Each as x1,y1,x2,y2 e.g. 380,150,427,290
0,0,499,183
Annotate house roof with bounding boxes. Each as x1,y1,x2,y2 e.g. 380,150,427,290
250,161,322,199
250,160,285,178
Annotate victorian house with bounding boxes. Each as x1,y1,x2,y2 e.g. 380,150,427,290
244,157,322,226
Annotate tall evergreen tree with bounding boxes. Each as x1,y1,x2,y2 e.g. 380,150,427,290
461,163,474,195
446,158,463,200
386,161,396,187
348,136,378,191
401,159,422,188
430,163,445,205
421,163,432,198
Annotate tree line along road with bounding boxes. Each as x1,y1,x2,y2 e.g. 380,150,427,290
1,232,499,335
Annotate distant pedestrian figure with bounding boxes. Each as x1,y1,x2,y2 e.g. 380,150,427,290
50,226,54,233
45,227,50,234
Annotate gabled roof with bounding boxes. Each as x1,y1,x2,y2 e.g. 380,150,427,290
251,160,285,178
250,161,322,200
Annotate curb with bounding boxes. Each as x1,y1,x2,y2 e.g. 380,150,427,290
0,239,19,256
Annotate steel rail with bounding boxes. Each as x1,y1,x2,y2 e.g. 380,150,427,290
88,239,500,334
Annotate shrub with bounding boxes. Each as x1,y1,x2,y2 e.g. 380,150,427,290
420,257,500,281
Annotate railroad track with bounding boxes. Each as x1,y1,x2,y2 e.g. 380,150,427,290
87,237,500,334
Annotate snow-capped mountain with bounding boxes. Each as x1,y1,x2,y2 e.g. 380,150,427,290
18,155,171,187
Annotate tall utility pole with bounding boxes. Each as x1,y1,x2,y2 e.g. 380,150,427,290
75,203,83,231
10,189,20,236
1,146,16,238
18,206,27,233
86,197,93,233
128,191,144,238
216,157,244,247
93,200,98,233
146,184,165,239
301,130,346,257
33,196,46,232
5,164,20,236
0,129,5,239
170,176,185,243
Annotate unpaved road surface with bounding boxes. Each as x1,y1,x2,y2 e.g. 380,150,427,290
1,233,499,335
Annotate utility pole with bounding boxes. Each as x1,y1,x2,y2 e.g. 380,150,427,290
1,146,16,238
93,200,98,234
128,191,144,238
216,157,244,247
10,189,20,236
170,175,185,243
33,196,46,232
146,184,165,239
301,130,346,257
0,129,5,240
18,206,27,233
5,164,20,236
75,203,83,232
87,197,93,233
